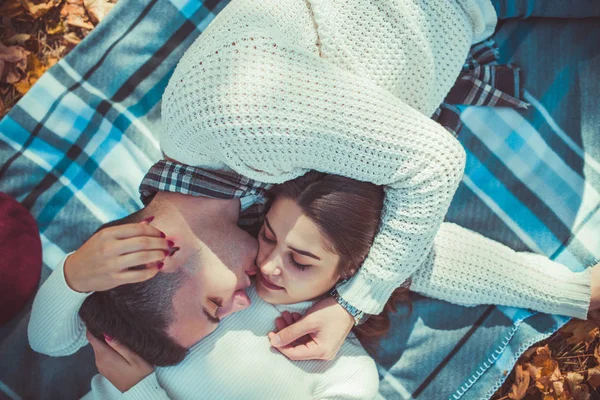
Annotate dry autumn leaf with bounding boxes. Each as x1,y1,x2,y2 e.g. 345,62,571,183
508,364,530,400
587,366,600,389
560,320,600,346
5,34,32,46
0,0,25,18
19,0,62,19
61,0,94,30
566,372,591,400
0,43,30,85
528,346,563,395
83,0,115,24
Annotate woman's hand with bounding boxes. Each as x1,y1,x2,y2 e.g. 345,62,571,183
86,331,154,393
64,218,172,293
268,297,354,360
589,263,600,313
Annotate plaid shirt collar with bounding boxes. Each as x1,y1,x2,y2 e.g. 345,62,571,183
139,160,272,235
139,39,528,232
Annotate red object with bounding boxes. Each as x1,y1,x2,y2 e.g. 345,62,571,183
0,193,42,325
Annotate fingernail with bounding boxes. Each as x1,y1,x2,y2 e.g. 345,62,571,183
103,334,113,342
167,240,175,247
160,231,166,238
164,250,170,257
142,216,155,223
270,334,281,347
169,247,180,256
157,261,164,270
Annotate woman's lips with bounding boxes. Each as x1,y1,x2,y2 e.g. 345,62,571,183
258,272,284,291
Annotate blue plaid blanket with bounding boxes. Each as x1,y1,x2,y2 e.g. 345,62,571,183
0,1,599,399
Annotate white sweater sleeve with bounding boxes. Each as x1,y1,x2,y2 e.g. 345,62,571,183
28,253,92,356
122,373,171,400
312,350,379,399
410,223,592,320
161,27,466,314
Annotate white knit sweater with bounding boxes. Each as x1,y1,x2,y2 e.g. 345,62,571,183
160,0,592,318
28,256,379,400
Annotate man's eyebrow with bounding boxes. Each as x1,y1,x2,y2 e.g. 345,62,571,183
208,297,223,307
202,307,220,324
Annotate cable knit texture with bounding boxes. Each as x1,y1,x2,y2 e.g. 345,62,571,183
160,0,591,318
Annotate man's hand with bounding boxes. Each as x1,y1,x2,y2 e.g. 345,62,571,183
87,331,154,393
268,296,354,361
64,219,171,293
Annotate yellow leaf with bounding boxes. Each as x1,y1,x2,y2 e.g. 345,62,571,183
46,20,66,35
508,364,530,400
13,54,49,95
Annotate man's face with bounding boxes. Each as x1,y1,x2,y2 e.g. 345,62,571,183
151,192,258,348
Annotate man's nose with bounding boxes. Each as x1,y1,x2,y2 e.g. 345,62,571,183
246,260,258,276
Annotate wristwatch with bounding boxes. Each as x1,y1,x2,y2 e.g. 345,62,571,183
329,287,370,326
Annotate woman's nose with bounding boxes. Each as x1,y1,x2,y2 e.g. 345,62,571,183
259,252,282,276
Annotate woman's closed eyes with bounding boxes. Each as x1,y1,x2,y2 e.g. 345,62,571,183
259,225,312,271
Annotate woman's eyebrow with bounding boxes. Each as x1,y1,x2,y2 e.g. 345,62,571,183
264,217,276,237
265,217,321,260
289,246,321,260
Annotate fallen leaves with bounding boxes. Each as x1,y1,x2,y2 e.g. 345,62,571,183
0,43,30,85
0,0,117,118
494,319,600,400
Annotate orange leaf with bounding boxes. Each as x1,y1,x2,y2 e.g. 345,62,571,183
508,364,530,400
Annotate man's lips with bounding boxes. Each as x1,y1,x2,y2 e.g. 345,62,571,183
258,271,284,291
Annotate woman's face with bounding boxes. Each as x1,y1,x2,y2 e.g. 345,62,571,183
255,197,341,304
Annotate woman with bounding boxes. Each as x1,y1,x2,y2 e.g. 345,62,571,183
161,0,594,324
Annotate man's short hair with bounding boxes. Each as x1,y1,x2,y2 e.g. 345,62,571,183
79,208,188,366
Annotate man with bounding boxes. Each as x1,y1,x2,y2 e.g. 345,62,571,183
28,188,264,395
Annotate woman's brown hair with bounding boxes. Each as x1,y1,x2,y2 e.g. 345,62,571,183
274,171,411,350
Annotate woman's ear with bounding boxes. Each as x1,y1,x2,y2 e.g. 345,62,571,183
340,267,357,282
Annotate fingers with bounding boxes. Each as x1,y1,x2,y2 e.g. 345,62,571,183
104,336,135,365
275,317,286,332
292,312,302,322
274,340,325,361
270,317,314,347
118,250,167,269
87,331,119,362
107,223,166,240
281,311,294,327
116,236,170,255
119,267,161,285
